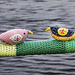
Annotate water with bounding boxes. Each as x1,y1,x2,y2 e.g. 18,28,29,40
0,0,75,75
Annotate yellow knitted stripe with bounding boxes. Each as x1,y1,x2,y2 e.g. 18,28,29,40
0,44,16,56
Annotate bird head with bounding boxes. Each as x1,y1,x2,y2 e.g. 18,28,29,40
46,26,59,33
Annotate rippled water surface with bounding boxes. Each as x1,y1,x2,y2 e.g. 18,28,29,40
0,0,75,75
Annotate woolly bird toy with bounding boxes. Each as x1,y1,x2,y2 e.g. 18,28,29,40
0,29,33,45
46,26,75,41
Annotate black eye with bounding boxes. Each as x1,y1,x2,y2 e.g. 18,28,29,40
55,28,57,29
53,30,56,32
24,33,25,35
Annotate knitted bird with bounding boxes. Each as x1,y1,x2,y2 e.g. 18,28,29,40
0,29,33,45
46,26,75,41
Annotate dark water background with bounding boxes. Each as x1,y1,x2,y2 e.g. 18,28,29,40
0,0,75,75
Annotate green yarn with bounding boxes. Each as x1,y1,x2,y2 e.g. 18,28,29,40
65,39,75,53
16,40,67,56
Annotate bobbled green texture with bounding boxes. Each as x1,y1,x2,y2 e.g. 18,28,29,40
16,39,75,56
65,39,75,53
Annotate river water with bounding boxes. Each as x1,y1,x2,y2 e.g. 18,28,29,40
0,0,75,75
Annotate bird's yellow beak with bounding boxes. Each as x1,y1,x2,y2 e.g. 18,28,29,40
46,27,51,32
29,31,33,35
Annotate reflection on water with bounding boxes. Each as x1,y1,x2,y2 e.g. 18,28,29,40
0,0,75,75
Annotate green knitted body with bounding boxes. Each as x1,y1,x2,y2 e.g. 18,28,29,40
16,39,75,56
